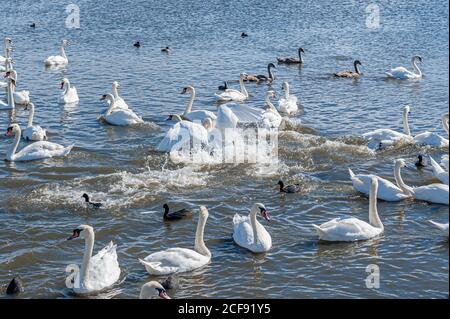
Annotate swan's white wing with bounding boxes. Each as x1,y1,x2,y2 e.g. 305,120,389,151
14,141,73,161
314,217,381,241
223,103,265,124
44,55,67,65
85,241,121,291
157,121,208,152
278,96,298,115
22,126,47,141
349,171,409,201
216,89,246,101
386,67,415,79
430,156,449,184
413,131,448,147
232,214,254,247
184,110,217,122
413,184,449,205
216,105,239,132
362,129,408,141
13,91,30,105
105,109,143,126
63,87,79,104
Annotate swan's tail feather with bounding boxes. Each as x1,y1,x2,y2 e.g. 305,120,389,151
63,144,75,156
429,156,445,174
385,72,393,78
312,224,326,237
429,220,446,231
138,258,161,272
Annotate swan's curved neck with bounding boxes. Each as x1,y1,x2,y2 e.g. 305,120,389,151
402,109,410,136
411,58,421,76
7,127,20,161
112,84,119,99
27,104,34,127
394,162,414,195
298,50,303,63
80,229,94,288
265,94,277,112
239,77,248,97
63,81,70,96
368,182,383,229
194,214,211,258
267,65,274,80
60,44,67,59
354,62,361,74
183,89,196,115
283,84,290,100
249,208,261,245
442,115,449,134
7,76,15,109
105,95,117,115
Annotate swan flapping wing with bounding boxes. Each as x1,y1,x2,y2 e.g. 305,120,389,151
157,121,208,152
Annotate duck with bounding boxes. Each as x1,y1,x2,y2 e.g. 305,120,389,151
5,276,24,295
99,93,144,126
133,41,141,48
232,203,272,253
395,159,448,205
139,206,211,275
334,60,362,78
22,102,47,141
262,90,282,128
348,162,411,202
277,81,298,115
44,39,69,66
60,78,79,104
139,281,171,299
277,180,301,193
277,47,304,64
415,154,426,168
5,124,73,162
161,46,170,53
244,63,276,83
215,73,249,102
428,220,449,237
241,32,248,37
82,193,103,209
67,225,121,295
4,70,31,105
429,156,448,185
313,177,384,241
163,203,193,221
413,114,449,148
110,81,129,109
30,23,36,28
386,55,423,80
169,86,217,123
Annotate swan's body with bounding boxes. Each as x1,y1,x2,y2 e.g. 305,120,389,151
4,70,30,105
277,47,304,64
60,78,79,104
386,55,423,79
334,60,362,78
313,177,384,241
172,86,217,123
262,91,282,128
429,220,449,237
111,81,129,109
413,114,449,148
22,103,47,141
277,81,298,115
5,124,72,161
216,73,249,102
139,206,211,275
67,225,121,295
430,156,448,185
44,40,69,66
100,93,143,126
395,159,449,205
233,203,272,253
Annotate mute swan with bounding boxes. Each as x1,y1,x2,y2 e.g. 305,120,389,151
60,78,79,104
139,206,211,275
395,159,449,205
161,46,170,53
99,93,143,126
110,81,129,109
386,55,422,79
163,203,193,221
413,114,449,147
215,73,249,102
170,86,217,123
5,124,73,161
233,203,272,253
244,63,276,83
277,180,301,193
67,225,121,295
4,70,30,105
314,177,384,241
262,91,282,129
44,39,69,66
334,60,362,78
415,155,426,168
82,193,103,209
348,161,411,201
140,281,171,299
278,81,298,115
157,116,211,152
428,220,449,237
362,105,413,149
430,156,448,185
22,103,47,141
6,276,24,295
277,47,304,64
0,37,12,64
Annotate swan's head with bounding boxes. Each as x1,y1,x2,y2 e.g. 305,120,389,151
61,39,69,46
403,105,411,114
298,47,305,54
354,60,362,66
268,63,276,69
139,281,170,299
60,78,69,89
281,81,289,91
181,86,194,94
199,206,209,220
202,118,213,129
413,55,423,63
5,124,19,137
5,37,12,45
265,90,276,99
112,81,120,88
253,203,270,221
396,158,408,169
67,224,93,240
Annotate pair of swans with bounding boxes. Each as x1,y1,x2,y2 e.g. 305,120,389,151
277,47,305,64
169,86,217,123
277,81,298,115
216,73,249,102
233,203,272,253
386,55,422,80
139,206,211,275
5,124,72,161
4,69,30,106
99,93,143,126
314,177,384,241
60,78,79,104
22,102,47,141
334,60,362,78
67,225,121,294
44,40,69,66
430,156,449,185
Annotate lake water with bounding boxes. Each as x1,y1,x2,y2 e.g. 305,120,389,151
0,0,448,299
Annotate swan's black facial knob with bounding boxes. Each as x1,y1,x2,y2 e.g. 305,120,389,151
5,127,13,136
181,87,188,94
67,228,82,240
259,207,270,221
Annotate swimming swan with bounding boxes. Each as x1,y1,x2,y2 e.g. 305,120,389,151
60,78,79,104
169,86,217,123
22,102,47,141
99,93,143,126
215,73,249,102
429,156,448,185
139,281,171,299
386,55,423,80
44,39,69,66
413,113,449,148
277,81,298,115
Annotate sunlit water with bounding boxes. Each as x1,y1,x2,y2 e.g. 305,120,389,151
0,0,448,299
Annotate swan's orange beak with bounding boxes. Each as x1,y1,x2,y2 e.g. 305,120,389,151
158,289,170,299
67,229,81,240
261,210,270,221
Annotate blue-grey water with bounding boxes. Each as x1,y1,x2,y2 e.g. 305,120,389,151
0,0,448,298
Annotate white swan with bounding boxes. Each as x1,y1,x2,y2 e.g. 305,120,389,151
5,124,73,161
233,203,272,253
441,154,449,172
413,114,449,148
395,159,449,205
178,86,217,123
139,206,211,275
278,81,298,115
157,115,211,152
99,93,143,126
348,161,411,201
67,225,121,295
313,177,384,241
139,281,171,299
60,78,79,104
44,39,69,66
111,81,129,109
362,105,413,149
430,156,448,185
386,55,423,80
22,103,47,141
262,91,282,129
4,70,30,105
428,220,449,237
215,73,249,102
0,37,12,65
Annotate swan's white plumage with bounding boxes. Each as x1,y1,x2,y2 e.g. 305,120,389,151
61,78,79,104
413,132,448,147
429,220,449,237
103,109,143,126
23,126,46,141
278,82,298,115
385,56,422,80
157,120,208,152
430,156,448,185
